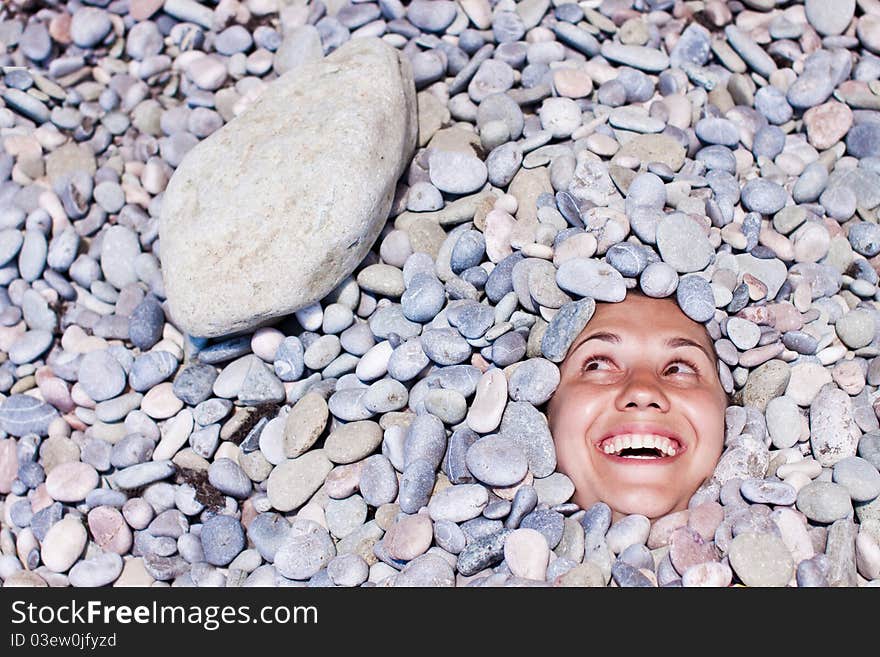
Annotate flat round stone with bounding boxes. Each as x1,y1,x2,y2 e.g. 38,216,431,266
832,456,880,502
466,435,528,486
78,350,127,402
656,215,714,273
796,481,853,523
676,275,715,322
429,150,488,195
741,179,787,215
45,461,99,502
200,515,245,566
728,532,793,587
739,478,797,505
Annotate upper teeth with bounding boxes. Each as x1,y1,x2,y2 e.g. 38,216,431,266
602,434,678,457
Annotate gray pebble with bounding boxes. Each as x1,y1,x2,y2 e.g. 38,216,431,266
541,297,596,363
129,350,179,392
796,481,853,523
793,162,829,204
69,552,123,587
126,21,164,60
369,304,421,340
19,230,47,282
402,273,446,323
208,458,252,499
9,329,53,365
200,515,246,566
247,512,290,562
110,434,155,468
399,458,437,514
695,118,740,147
113,461,176,489
359,454,398,507
0,394,58,437
172,363,217,406
0,229,23,267
676,274,715,323
556,258,626,301
70,8,113,48
20,21,52,61
429,150,488,195
755,86,793,125
1,88,49,123
740,478,798,505
498,402,555,478
657,214,714,273
832,456,880,502
465,435,528,487
214,25,252,55
421,328,472,365
521,508,565,550
407,0,457,33
741,178,788,215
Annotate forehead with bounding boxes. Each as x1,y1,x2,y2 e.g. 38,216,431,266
573,294,714,351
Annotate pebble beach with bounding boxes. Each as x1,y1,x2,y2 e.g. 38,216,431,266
1,0,880,587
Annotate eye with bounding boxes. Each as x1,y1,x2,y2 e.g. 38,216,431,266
582,356,615,372
664,359,699,376
581,356,700,374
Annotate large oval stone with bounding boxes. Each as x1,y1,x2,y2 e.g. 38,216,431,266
159,38,418,337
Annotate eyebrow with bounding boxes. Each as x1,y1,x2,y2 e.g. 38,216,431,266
569,331,715,362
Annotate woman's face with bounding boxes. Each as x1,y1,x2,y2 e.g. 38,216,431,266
546,293,728,523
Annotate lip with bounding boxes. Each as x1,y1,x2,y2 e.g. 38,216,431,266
594,422,688,462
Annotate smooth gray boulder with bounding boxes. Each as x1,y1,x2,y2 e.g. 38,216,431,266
160,37,418,338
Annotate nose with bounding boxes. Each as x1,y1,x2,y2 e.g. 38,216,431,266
614,368,670,412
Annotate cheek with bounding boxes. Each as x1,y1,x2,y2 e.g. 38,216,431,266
679,390,726,445
548,384,602,436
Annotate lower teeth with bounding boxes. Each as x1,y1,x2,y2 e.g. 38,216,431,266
620,454,661,459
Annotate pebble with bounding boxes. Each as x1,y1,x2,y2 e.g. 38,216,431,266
274,523,336,580
325,421,383,464
465,435,528,487
130,351,179,392
656,215,714,274
129,296,165,350
78,349,126,402
728,532,794,587
267,451,333,512
101,226,141,290
68,552,123,587
428,484,488,523
172,363,217,406
676,275,716,323
41,517,87,573
741,179,788,215
200,515,246,566
45,461,99,502
208,458,252,499
9,329,53,365
504,528,549,580
113,461,176,489
429,150,488,195
740,478,797,506
832,457,880,503
797,481,853,523
70,8,112,48
606,515,651,554
0,394,58,437
805,0,855,36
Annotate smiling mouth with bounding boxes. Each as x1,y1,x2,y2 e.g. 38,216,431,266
597,434,685,461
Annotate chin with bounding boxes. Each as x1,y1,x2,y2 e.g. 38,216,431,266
606,489,686,520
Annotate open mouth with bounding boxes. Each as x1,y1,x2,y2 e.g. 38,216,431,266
597,434,684,460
